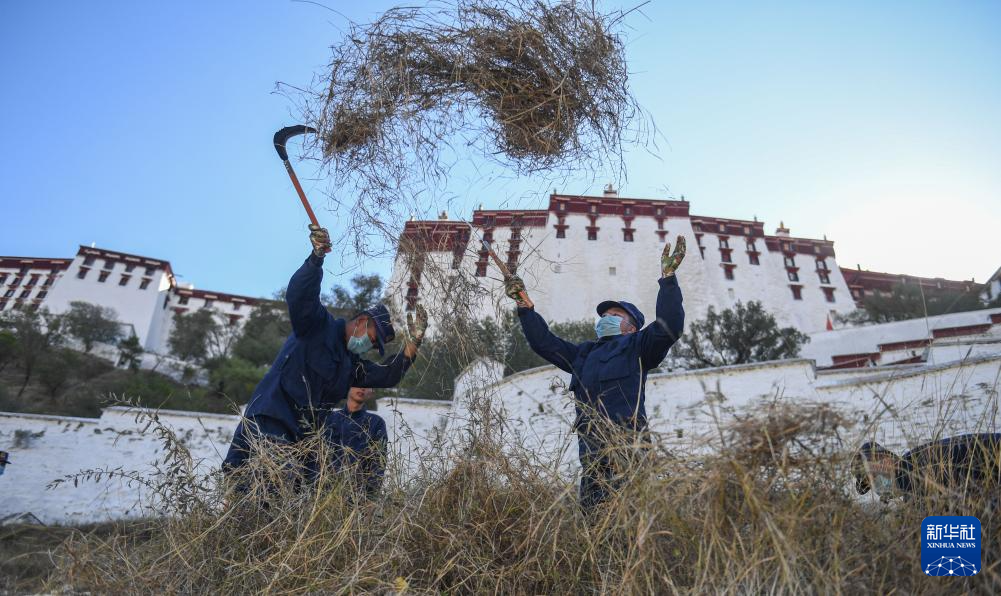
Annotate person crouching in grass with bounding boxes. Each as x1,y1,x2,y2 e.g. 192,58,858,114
325,386,388,499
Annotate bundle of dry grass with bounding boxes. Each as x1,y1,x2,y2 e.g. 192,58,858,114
317,0,638,168
295,0,647,256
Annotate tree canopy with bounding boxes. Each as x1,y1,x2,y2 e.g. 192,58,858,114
64,301,122,352
673,301,810,369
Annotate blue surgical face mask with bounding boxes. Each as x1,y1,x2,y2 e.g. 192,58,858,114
595,315,623,338
874,474,895,494
347,333,374,355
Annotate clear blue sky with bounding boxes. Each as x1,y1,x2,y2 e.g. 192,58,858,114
2,1,999,298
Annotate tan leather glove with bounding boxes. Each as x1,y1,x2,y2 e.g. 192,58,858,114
308,224,332,257
661,236,686,277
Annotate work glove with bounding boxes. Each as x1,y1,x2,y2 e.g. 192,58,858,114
504,275,533,308
308,224,332,257
661,236,686,277
406,304,428,346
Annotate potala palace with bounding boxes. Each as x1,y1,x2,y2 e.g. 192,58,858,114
387,188,992,334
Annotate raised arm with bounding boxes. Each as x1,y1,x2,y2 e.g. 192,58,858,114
351,351,414,388
515,309,580,374
638,238,687,369
286,226,333,337
504,275,579,372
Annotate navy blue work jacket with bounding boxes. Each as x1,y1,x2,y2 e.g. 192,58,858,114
894,433,1001,493
517,276,684,433
324,408,388,494
243,253,413,438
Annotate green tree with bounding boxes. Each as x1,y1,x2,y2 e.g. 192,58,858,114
232,300,291,366
325,274,384,319
118,334,144,371
0,330,16,373
63,301,123,352
673,301,809,369
0,308,65,397
36,349,79,397
168,309,235,364
206,357,266,404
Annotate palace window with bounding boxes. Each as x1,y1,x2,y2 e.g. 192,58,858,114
83,256,96,266
783,255,796,268
0,274,6,285
623,229,634,242
718,236,729,249
823,287,836,303
9,277,20,287
816,258,829,271
510,229,521,241
818,271,830,284
475,262,487,277
233,303,242,311
20,289,31,298
588,229,598,241
103,259,114,270
145,266,156,276
624,206,632,216
27,275,40,287
37,290,47,300
556,227,566,239
203,299,214,309
787,270,799,282
790,286,803,300
179,295,189,305
724,267,734,281
228,314,242,326
4,290,15,298
77,267,89,280
140,278,152,290
119,275,131,286
44,276,56,286
98,271,110,283
749,253,760,265
125,263,136,273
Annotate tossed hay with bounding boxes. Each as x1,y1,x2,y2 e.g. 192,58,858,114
297,0,648,255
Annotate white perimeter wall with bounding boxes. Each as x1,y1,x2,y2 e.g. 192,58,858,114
3,345,998,524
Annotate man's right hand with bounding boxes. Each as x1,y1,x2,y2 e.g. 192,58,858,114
309,224,331,257
504,275,533,308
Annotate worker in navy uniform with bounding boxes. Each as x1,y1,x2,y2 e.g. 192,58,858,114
504,238,687,509
223,224,426,476
853,433,1001,501
325,387,388,498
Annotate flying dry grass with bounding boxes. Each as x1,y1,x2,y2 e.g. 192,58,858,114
40,397,1000,594
292,0,649,257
